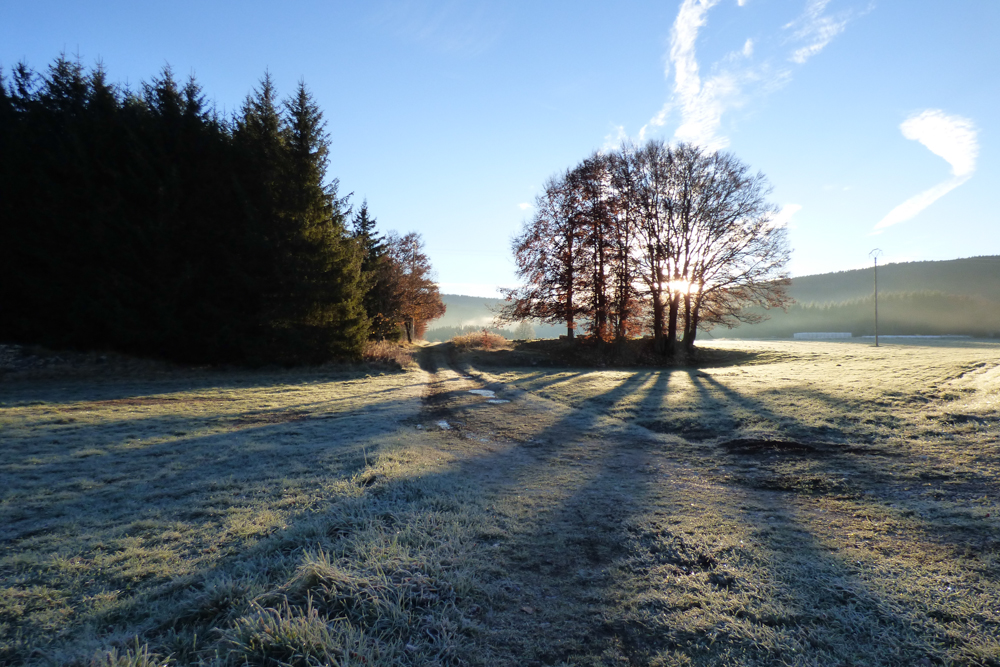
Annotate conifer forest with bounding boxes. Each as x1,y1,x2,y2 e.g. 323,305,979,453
0,56,442,365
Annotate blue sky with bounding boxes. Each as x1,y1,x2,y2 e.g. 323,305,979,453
3,1,997,297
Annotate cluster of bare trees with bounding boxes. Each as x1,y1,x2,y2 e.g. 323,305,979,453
497,141,791,355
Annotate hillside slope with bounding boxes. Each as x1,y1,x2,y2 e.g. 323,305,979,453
731,255,1000,338
788,256,1000,304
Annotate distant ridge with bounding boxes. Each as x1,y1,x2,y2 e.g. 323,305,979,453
435,294,503,329
732,255,1000,338
425,294,565,341
788,256,1000,304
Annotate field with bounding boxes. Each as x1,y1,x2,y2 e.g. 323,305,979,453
2,340,1000,666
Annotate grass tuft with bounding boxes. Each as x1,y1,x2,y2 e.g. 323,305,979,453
361,341,415,369
222,600,352,666
451,330,512,351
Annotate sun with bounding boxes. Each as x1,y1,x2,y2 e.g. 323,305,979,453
666,279,692,295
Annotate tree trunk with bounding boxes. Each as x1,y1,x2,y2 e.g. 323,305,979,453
565,289,575,340
651,285,664,353
683,313,699,352
683,296,698,353
665,291,681,355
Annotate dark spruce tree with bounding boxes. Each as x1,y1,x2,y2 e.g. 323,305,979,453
0,58,371,365
352,200,403,341
278,80,368,361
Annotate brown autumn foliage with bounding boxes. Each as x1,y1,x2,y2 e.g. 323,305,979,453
385,232,446,342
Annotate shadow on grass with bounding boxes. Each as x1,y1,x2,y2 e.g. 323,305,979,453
378,361,976,665
423,352,1000,664
463,338,791,370
0,370,429,664
5,347,999,666
0,365,414,408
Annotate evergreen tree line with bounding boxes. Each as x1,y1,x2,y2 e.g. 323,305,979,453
0,56,443,364
497,141,790,355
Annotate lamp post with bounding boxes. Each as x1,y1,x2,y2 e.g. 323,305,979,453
869,248,883,347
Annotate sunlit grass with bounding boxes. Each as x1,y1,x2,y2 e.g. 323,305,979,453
0,367,495,665
463,338,1000,665
3,339,1000,665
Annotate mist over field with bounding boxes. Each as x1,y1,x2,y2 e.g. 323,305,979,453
430,256,1000,342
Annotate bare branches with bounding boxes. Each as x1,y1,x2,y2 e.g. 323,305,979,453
501,140,791,354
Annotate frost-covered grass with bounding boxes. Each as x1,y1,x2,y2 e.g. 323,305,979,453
4,339,1000,666
0,367,501,666
460,339,1000,665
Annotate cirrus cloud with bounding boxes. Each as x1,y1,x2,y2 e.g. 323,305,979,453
771,203,803,229
874,110,978,231
639,0,861,150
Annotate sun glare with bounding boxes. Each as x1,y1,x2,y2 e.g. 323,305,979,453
667,280,692,295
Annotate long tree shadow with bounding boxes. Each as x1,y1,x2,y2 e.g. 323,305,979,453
378,361,985,664
7,353,998,665
0,366,420,407
683,371,1000,595
437,359,1000,663
0,370,429,660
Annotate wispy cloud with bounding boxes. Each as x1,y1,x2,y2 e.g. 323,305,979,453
518,202,533,211
601,124,628,153
785,0,851,64
875,110,978,231
639,0,861,149
371,0,504,56
641,0,727,148
901,109,978,177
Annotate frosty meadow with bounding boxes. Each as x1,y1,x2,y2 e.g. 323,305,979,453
3,338,1000,665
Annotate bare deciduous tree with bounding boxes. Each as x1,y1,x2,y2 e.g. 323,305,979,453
500,140,790,355
497,173,588,338
673,148,791,350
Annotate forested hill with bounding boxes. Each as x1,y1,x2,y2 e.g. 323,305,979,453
728,255,1000,339
787,256,1000,305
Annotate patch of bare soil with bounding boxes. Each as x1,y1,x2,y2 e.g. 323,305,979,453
719,438,902,457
